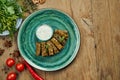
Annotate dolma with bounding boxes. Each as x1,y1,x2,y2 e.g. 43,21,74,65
47,41,54,55
41,42,48,56
53,33,66,45
55,30,68,39
51,38,63,50
36,42,41,56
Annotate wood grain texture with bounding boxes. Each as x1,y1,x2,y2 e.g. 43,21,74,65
92,0,120,80
0,0,120,80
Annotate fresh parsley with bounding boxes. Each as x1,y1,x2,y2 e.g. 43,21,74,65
0,0,22,37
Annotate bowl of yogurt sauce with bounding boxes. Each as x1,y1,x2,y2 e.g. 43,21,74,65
36,24,53,41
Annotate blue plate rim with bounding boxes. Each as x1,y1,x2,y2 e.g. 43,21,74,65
17,8,81,71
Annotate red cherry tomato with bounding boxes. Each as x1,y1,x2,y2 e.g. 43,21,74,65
7,72,17,80
16,63,25,72
6,58,15,67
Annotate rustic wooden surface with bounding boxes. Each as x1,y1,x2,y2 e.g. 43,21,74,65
0,0,120,80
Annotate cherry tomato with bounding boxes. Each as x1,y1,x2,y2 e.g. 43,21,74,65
7,72,17,80
16,63,25,72
6,58,15,67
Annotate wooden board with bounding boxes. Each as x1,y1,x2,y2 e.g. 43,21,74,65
0,0,120,80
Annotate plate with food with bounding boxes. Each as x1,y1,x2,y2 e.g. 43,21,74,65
0,0,22,36
18,8,80,71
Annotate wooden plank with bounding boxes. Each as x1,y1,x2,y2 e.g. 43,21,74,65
69,0,98,80
44,0,72,80
92,0,113,79
108,0,120,79
92,0,120,80
45,0,98,80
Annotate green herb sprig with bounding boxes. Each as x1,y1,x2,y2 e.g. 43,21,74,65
0,0,22,37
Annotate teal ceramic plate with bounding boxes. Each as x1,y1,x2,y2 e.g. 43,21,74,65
18,8,80,71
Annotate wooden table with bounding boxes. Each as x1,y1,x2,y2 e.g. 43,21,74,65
0,0,120,80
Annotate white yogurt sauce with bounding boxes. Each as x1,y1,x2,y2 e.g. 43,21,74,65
36,24,53,41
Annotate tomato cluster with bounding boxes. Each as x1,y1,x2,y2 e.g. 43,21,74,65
6,58,25,80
